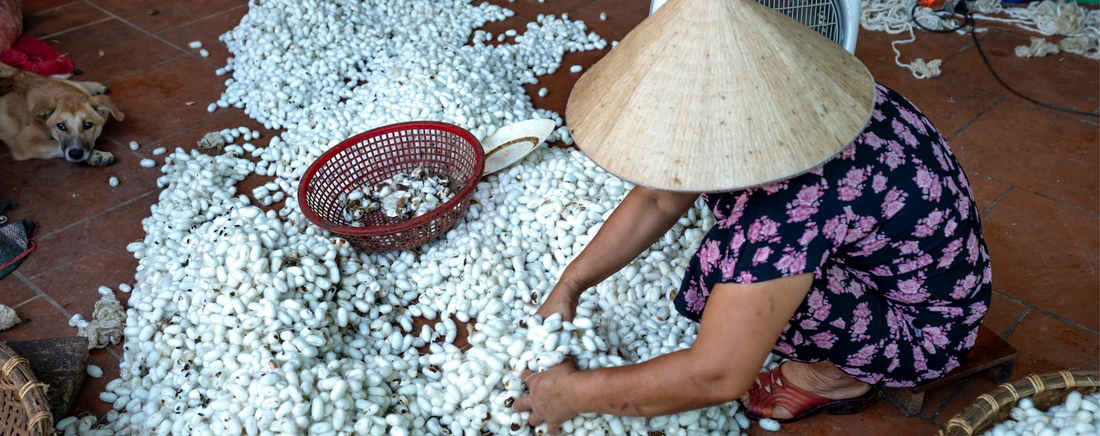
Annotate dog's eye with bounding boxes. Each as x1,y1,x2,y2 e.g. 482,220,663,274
83,121,94,130
56,123,67,131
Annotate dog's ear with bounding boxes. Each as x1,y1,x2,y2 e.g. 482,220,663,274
91,95,124,122
30,99,55,127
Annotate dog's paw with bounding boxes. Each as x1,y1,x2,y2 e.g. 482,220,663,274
87,150,115,166
82,82,108,96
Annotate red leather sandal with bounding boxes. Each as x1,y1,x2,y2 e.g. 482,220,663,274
742,363,877,423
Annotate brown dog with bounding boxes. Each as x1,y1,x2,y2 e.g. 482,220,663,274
0,63,123,165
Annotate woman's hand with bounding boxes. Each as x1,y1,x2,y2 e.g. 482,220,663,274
515,275,817,423
513,357,581,435
534,187,699,323
535,279,584,322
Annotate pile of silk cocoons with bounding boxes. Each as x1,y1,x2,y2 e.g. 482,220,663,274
981,392,1100,436
87,145,766,436
340,166,457,223
57,0,785,435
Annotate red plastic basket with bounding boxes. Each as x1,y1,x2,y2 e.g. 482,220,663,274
298,121,485,251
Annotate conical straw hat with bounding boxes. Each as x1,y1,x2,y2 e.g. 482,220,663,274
566,0,875,192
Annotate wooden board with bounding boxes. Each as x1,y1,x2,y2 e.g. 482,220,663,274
5,337,89,421
912,324,1018,394
880,324,1018,416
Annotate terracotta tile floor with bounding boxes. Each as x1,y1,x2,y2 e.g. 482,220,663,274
1,0,1096,433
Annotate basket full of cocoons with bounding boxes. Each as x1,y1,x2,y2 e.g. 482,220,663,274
942,370,1099,436
299,121,485,251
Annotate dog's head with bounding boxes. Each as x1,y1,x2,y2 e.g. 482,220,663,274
34,94,124,163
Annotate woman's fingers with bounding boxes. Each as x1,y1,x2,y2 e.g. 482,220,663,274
512,360,579,434
513,369,538,414
527,410,543,426
524,411,564,435
512,390,532,412
534,290,577,322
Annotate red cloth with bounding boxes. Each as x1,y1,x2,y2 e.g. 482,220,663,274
0,35,74,77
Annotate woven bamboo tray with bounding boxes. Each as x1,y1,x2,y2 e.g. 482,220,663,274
942,370,1099,436
1,341,53,436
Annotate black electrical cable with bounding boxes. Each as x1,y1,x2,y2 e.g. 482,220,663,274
911,3,970,34
910,1,1098,118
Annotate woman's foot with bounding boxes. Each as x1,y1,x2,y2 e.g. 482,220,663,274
741,360,872,420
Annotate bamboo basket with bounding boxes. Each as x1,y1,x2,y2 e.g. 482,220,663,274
942,370,1099,436
0,341,53,436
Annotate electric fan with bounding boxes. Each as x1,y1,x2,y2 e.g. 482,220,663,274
650,0,861,54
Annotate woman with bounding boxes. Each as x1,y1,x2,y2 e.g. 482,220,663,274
512,0,991,432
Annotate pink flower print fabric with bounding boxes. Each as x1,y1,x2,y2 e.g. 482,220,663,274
673,84,992,387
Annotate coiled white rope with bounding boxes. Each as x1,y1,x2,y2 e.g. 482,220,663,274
1015,36,1062,56
861,0,966,78
974,0,1099,59
860,0,1100,79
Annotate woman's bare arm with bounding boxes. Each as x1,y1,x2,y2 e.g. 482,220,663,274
537,186,700,320
516,274,814,433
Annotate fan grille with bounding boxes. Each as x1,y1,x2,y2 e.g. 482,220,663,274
754,0,844,46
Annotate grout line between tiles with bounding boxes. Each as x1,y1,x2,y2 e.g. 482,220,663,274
1000,307,1030,339
928,375,970,421
15,270,74,319
11,295,39,309
945,97,1001,142
916,412,946,430
100,53,188,85
79,2,178,42
38,16,115,40
963,170,1100,217
151,4,247,36
1009,99,1100,125
998,290,1100,334
994,290,1100,336
104,346,122,362
150,5,250,70
83,0,230,71
37,189,159,241
1007,185,1100,217
931,50,1099,125
933,70,1099,125
997,292,1100,336
858,57,1004,124
940,32,980,63
977,185,1012,217
1084,107,1099,125
34,2,204,84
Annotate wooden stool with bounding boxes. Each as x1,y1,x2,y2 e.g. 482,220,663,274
880,324,1018,416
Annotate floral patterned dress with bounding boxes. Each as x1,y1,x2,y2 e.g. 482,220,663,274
673,84,992,387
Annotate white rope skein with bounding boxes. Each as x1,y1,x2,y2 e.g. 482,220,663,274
861,0,963,78
964,0,1098,59
987,1,1099,59
1015,36,1062,57
860,0,1099,78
